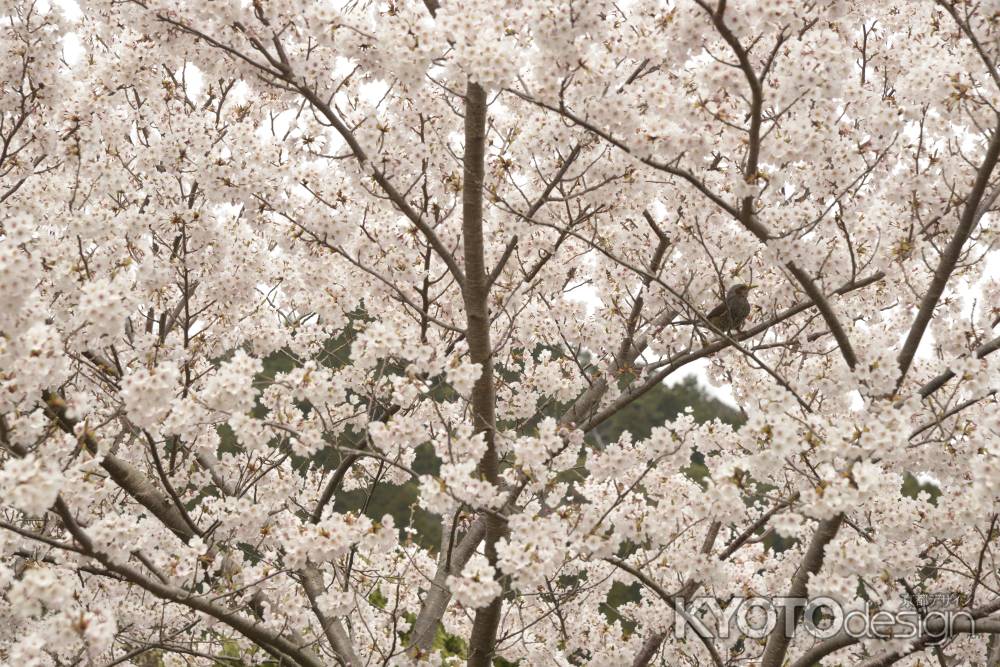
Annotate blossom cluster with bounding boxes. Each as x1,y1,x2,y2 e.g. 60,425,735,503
0,0,999,665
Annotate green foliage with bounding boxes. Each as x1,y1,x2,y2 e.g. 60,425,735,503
331,445,444,551
229,342,746,553
604,580,641,631
434,625,468,659
592,375,743,487
593,374,744,445
369,586,388,610
211,639,251,667
902,472,941,504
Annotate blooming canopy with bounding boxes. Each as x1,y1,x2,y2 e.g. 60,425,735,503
2,0,1000,666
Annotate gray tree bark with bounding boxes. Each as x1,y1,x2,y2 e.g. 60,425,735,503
457,79,505,667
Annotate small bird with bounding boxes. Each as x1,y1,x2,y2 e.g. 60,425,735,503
704,283,752,331
674,284,753,332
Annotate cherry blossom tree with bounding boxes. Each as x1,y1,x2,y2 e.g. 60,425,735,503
4,0,1000,665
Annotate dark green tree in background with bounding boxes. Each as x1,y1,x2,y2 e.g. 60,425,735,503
244,335,744,553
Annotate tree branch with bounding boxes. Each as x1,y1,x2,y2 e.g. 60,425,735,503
759,514,843,667
896,120,1000,388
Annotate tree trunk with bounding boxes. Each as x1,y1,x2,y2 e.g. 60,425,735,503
459,79,504,667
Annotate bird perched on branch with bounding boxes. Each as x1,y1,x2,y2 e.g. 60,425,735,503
707,283,753,331
676,284,753,332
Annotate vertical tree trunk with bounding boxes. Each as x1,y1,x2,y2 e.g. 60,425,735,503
460,79,504,667
759,514,843,667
